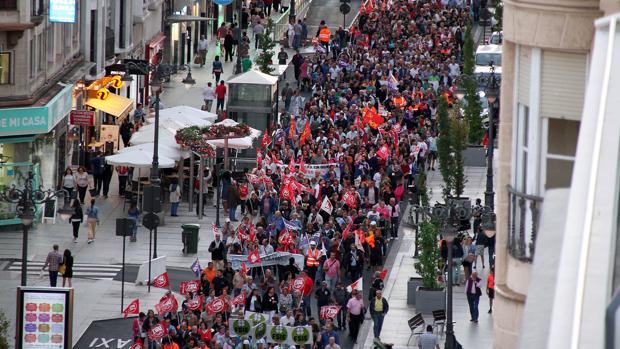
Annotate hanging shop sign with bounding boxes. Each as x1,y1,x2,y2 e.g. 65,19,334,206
0,84,73,137
49,0,77,23
69,110,95,126
212,0,234,5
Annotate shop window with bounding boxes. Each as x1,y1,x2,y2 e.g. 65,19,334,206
0,142,33,222
0,0,17,10
0,52,10,84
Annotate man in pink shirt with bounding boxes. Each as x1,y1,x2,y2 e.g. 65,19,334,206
323,252,340,290
346,290,365,343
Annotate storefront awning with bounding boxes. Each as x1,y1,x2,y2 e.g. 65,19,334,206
85,94,134,122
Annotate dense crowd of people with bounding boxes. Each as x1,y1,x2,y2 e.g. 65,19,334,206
131,0,491,348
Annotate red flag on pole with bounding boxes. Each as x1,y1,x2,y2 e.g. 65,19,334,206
179,280,201,295
288,158,296,173
300,122,311,145
231,291,247,305
290,276,306,293
129,340,144,349
152,272,170,288
320,305,342,320
247,249,262,264
240,262,249,276
261,131,271,148
379,268,389,281
206,296,228,314
342,190,358,208
341,222,353,240
147,323,168,340
289,118,296,140
186,296,204,311
346,277,363,292
155,292,178,314
122,299,140,318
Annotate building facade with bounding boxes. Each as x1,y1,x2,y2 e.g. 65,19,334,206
494,0,620,347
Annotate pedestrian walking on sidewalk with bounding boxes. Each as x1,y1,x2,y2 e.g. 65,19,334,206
117,165,129,196
75,166,89,204
369,289,389,340
61,249,74,287
42,244,63,287
487,268,495,314
169,178,181,217
253,21,265,50
61,168,76,200
127,201,140,242
346,290,364,344
202,82,216,112
102,163,113,198
418,325,440,349
70,200,83,243
212,56,223,83
224,30,234,62
86,199,100,244
90,152,104,196
465,271,482,323
198,35,209,67
215,80,227,113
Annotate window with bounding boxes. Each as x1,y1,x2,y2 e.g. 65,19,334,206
37,33,43,71
544,118,580,189
475,52,502,66
514,104,530,192
0,52,11,84
29,39,35,78
0,0,17,10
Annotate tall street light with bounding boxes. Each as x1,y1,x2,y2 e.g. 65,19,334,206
0,172,74,286
454,63,500,209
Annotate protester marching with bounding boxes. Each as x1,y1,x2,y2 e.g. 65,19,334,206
125,0,476,347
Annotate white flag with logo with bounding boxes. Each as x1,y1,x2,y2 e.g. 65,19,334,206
346,277,363,292
320,197,333,215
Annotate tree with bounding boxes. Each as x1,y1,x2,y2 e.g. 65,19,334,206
256,19,276,74
462,24,475,77
0,309,8,349
493,3,503,32
415,220,440,289
436,97,453,197
450,112,469,197
461,23,484,144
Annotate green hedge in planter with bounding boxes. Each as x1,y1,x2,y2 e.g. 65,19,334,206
415,220,441,289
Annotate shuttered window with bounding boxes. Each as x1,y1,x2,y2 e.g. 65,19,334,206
540,51,587,121
518,45,531,106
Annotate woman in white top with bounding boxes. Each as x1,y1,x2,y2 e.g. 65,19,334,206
62,168,76,200
169,177,181,217
75,166,90,204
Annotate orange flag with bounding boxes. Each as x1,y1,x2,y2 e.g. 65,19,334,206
300,122,311,145
289,118,296,140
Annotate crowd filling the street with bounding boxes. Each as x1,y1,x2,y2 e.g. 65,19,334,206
28,0,501,348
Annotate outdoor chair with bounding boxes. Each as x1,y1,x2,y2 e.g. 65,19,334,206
407,312,426,345
432,309,447,336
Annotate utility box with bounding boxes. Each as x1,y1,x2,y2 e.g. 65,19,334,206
181,224,200,254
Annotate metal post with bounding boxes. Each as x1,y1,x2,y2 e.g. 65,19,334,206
275,79,280,120
215,163,221,227
343,13,346,29
148,228,152,293
235,2,243,74
413,209,419,258
189,154,194,212
199,157,204,220
485,102,495,210
21,224,28,286
151,90,161,259
445,239,455,349
289,0,296,21
121,234,126,313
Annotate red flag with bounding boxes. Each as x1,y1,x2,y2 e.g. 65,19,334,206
346,277,363,292
278,229,294,245
206,295,228,314
122,299,140,318
288,158,296,173
152,272,170,288
379,268,389,281
377,144,390,161
129,339,144,349
300,122,311,145
341,222,353,240
365,0,373,13
249,225,257,243
342,190,358,209
280,182,296,202
148,323,168,340
240,262,249,276
290,276,306,293
359,1,366,13
179,280,201,295
155,292,178,314
320,305,342,320
247,249,262,264
289,118,296,140
299,159,307,173
231,291,247,305
261,131,271,148
186,296,204,311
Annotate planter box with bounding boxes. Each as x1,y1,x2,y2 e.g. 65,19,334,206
462,146,487,167
407,277,424,305
415,286,446,314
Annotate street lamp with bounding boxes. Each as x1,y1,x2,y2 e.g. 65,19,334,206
412,199,495,349
0,172,73,286
454,63,500,209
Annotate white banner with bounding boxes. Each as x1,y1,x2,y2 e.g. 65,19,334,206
228,252,305,270
276,163,341,179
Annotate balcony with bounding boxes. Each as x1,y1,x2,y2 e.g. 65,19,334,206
507,185,543,262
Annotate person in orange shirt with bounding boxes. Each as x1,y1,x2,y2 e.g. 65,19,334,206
487,268,495,314
202,261,217,285
161,336,180,349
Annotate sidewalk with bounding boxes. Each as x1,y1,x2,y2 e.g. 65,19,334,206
357,166,496,349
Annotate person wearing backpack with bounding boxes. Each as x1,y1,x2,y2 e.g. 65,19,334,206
212,56,223,84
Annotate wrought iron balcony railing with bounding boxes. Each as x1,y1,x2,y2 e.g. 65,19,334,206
507,185,543,263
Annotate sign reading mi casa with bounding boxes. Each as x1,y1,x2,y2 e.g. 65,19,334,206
49,0,77,23
0,84,73,137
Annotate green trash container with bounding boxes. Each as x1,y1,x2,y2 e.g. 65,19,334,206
242,58,252,72
181,224,200,254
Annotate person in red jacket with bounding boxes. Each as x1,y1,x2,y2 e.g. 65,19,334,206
300,269,314,317
215,80,227,113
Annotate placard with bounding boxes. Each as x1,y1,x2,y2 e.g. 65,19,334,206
100,125,120,152
16,287,74,349
42,198,57,224
69,110,95,126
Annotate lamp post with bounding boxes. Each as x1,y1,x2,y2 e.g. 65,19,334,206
454,63,499,209
0,172,73,286
412,200,495,349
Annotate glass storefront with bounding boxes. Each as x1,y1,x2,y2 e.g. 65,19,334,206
0,139,37,225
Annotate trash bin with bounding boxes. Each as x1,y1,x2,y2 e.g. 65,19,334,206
407,277,423,305
181,224,200,254
242,58,252,72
